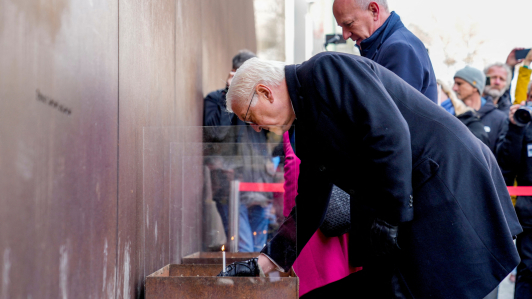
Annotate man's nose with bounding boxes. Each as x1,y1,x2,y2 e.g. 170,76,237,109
342,28,351,41
452,84,459,92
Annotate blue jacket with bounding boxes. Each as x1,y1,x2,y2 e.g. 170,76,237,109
360,12,438,103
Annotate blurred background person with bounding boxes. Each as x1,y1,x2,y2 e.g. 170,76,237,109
483,62,513,114
332,0,437,103
453,66,507,153
439,79,489,146
203,50,275,252
496,82,532,298
204,50,256,128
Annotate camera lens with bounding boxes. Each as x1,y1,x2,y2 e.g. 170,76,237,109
515,107,532,126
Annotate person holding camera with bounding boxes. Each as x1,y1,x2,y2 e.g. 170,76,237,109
496,81,532,298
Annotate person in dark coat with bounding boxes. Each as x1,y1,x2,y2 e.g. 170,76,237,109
477,98,508,152
483,62,514,115
221,52,521,299
333,0,438,103
453,66,508,153
496,87,532,298
204,50,257,128
438,79,490,146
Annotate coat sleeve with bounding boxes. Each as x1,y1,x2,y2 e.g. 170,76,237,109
310,54,413,225
495,120,526,186
261,134,333,272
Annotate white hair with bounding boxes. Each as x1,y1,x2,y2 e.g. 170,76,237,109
355,0,389,12
484,62,513,91
226,57,286,114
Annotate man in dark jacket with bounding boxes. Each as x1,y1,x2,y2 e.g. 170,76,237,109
204,50,257,127
484,62,513,115
333,0,437,103
496,86,532,298
222,53,521,298
453,66,508,153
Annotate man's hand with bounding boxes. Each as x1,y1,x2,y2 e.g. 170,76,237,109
370,218,400,257
217,258,261,277
257,254,277,274
509,104,521,125
524,49,532,67
507,48,526,68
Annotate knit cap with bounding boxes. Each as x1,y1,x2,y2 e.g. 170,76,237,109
454,66,486,94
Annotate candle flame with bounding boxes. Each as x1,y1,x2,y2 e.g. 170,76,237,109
231,236,235,240
222,245,225,251
253,231,257,236
263,230,267,234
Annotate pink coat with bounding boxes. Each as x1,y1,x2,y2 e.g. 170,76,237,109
283,132,361,296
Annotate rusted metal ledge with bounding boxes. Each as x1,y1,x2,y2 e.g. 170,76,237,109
146,264,298,299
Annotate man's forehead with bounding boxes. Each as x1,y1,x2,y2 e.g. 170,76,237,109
487,66,508,76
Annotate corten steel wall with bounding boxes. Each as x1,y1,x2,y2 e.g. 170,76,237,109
0,0,256,298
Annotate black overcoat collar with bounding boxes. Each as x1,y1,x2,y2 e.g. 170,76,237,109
284,64,303,123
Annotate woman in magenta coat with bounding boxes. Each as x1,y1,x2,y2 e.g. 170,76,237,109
282,131,361,297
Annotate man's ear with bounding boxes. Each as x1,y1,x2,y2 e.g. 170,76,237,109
257,84,274,103
368,2,379,20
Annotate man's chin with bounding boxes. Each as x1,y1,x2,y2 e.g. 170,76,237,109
484,87,506,99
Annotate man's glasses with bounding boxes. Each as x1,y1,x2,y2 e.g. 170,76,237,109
243,84,258,124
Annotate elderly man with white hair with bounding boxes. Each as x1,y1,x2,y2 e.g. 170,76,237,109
332,0,438,103
483,62,514,114
218,52,521,299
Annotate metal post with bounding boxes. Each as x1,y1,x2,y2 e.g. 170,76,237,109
229,180,240,252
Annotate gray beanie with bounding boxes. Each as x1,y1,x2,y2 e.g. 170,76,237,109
454,66,486,94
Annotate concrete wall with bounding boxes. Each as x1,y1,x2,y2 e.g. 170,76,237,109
0,0,256,298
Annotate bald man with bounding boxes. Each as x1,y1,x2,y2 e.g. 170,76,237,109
333,0,438,103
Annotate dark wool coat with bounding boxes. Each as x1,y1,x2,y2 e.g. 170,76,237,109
261,52,521,299
360,12,438,103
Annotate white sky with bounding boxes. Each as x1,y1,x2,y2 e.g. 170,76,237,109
387,0,532,84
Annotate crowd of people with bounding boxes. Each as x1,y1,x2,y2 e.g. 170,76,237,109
204,0,532,298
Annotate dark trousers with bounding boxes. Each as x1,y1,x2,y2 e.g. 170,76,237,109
515,228,532,299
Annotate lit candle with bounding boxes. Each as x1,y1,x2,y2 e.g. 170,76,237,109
222,245,226,273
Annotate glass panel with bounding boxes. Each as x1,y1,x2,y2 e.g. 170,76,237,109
143,126,295,264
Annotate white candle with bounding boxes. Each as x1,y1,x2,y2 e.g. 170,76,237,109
222,245,226,272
